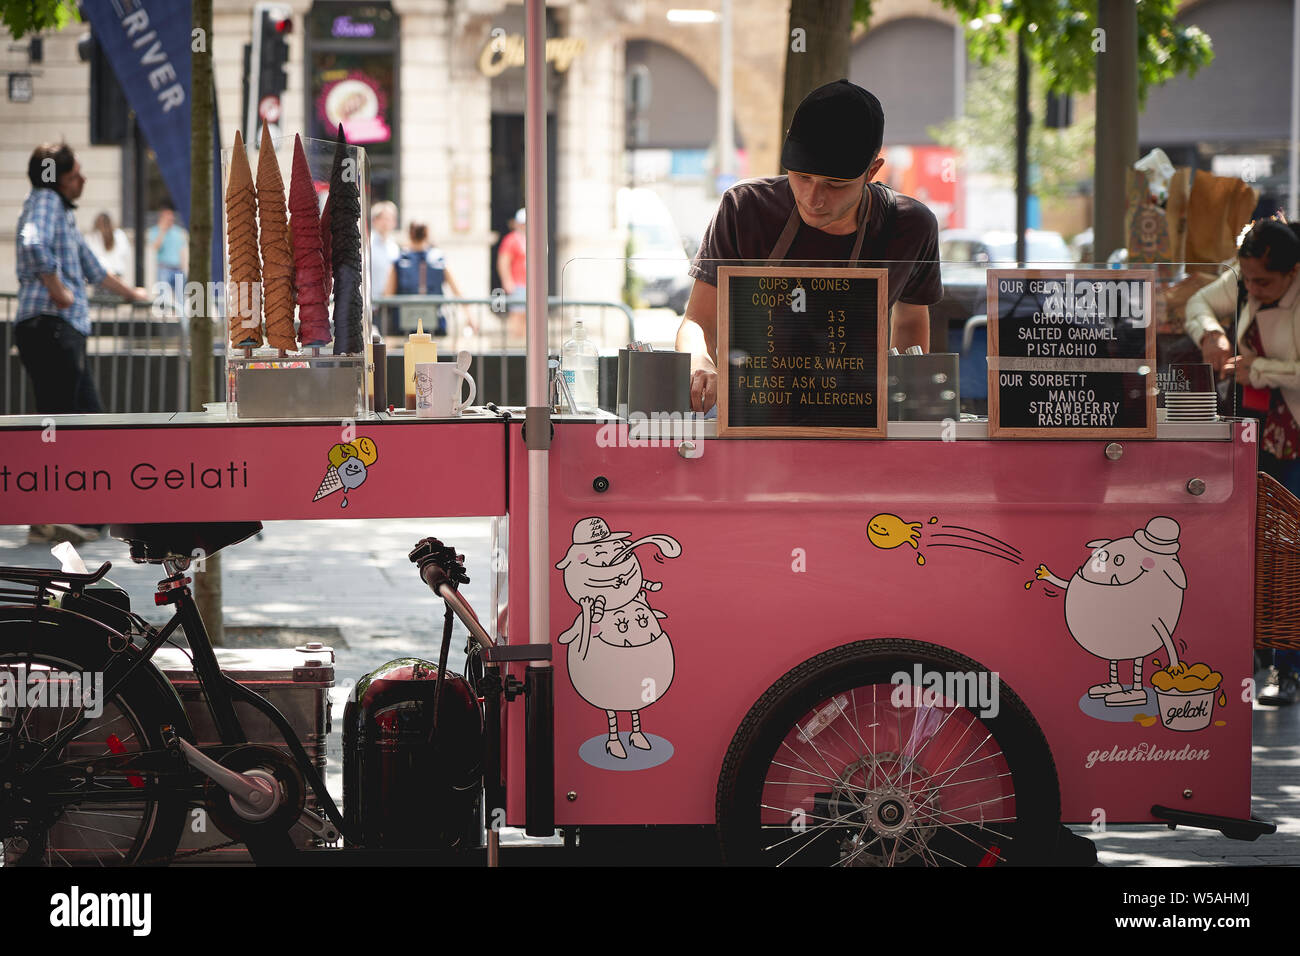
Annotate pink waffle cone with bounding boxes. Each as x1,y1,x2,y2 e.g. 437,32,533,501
289,135,331,346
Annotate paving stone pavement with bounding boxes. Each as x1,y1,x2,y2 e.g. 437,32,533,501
2,518,1296,865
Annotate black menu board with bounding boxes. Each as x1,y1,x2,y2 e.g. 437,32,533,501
988,269,1156,438
717,266,888,437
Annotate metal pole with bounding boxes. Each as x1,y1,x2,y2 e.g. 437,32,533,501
1290,0,1299,219
523,0,554,840
525,0,550,648
717,0,733,185
133,117,146,289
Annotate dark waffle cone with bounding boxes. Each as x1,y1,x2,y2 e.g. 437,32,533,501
328,125,365,354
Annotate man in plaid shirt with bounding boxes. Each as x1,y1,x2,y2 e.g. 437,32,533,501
16,142,147,543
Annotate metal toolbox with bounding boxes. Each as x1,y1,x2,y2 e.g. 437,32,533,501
150,644,334,862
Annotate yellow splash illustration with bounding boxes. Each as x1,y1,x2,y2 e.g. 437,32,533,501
1151,662,1222,693
928,516,938,524
1132,713,1158,727
1214,720,1227,727
917,554,925,566
867,513,922,551
1218,693,1226,706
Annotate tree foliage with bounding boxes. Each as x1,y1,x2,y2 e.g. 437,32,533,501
0,0,79,39
935,0,1213,102
927,50,1095,202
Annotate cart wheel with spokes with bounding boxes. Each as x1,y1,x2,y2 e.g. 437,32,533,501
0,612,191,866
716,639,1061,866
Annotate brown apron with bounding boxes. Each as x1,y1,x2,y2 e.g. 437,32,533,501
767,181,898,265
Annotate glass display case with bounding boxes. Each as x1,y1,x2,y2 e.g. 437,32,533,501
221,132,372,420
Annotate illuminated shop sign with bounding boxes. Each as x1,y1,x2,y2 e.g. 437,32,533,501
478,34,585,77
332,15,376,38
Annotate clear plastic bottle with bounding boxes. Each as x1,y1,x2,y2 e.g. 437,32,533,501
561,320,599,413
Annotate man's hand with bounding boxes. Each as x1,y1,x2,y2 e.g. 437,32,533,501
1200,331,1232,377
100,273,149,304
50,283,75,309
40,273,74,309
690,368,718,413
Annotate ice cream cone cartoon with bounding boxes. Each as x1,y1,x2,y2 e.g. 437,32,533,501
556,517,681,762
1036,516,1187,708
313,437,378,508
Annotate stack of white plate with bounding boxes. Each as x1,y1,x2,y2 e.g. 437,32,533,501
1163,391,1217,422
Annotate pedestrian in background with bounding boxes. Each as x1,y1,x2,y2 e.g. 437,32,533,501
84,211,131,279
147,198,187,312
16,142,148,545
385,222,465,336
496,208,527,344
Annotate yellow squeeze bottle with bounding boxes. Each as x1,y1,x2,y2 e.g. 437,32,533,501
404,319,437,409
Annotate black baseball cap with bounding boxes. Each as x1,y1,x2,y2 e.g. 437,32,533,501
781,80,885,181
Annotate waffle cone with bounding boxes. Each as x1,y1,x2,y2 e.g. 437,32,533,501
225,130,262,347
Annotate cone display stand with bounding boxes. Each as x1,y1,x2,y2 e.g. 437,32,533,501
221,129,373,420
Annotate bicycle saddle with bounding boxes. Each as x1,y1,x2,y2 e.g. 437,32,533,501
109,522,263,564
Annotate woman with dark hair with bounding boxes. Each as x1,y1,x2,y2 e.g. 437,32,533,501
1185,217,1300,704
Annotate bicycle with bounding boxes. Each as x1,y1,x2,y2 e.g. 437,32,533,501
0,522,497,866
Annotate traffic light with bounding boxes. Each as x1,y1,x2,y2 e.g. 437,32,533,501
259,11,291,99
245,5,292,140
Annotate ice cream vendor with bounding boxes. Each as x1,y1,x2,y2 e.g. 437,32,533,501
674,79,944,413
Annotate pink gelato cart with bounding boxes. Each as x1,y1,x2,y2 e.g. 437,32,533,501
0,409,1287,865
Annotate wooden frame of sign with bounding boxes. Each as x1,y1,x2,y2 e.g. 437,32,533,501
716,266,889,438
987,268,1157,439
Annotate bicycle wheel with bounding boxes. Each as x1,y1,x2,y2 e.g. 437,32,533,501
716,639,1061,866
0,611,190,866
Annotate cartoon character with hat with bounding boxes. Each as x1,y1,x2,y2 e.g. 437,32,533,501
1035,516,1188,707
556,517,682,761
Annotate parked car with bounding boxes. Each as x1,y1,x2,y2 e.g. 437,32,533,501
617,187,691,309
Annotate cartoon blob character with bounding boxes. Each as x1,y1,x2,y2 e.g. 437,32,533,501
555,516,681,622
1037,516,1187,707
313,438,378,507
867,513,922,551
556,517,682,759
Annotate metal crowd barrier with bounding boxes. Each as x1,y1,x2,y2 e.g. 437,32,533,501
1,293,191,416
370,295,636,353
3,293,635,415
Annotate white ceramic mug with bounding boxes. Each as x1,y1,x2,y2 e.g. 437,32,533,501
414,355,476,418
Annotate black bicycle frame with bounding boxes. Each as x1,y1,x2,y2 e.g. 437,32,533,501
18,571,349,838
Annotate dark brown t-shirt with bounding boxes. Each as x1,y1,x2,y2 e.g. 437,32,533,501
688,176,943,307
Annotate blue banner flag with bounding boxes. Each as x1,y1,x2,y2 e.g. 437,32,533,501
81,0,222,275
